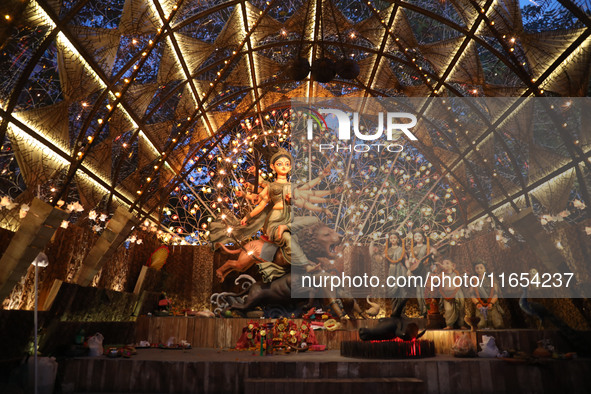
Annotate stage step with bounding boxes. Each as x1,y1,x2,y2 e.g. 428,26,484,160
244,377,424,394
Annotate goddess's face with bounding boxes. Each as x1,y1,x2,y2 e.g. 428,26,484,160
441,259,454,273
474,263,486,277
389,234,400,245
413,232,424,244
271,157,291,177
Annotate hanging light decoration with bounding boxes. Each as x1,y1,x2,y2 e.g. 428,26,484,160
287,0,312,81
289,57,311,81
336,58,360,79
311,57,336,83
327,0,359,80
287,0,360,83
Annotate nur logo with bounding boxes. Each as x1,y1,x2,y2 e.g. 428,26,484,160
306,109,418,141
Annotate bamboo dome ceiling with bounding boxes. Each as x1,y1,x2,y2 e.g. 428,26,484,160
0,0,591,244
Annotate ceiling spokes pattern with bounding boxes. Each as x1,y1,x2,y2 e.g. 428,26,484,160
0,0,589,243
0,3,54,108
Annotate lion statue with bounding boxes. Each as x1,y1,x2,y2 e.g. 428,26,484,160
215,221,343,282
215,221,367,319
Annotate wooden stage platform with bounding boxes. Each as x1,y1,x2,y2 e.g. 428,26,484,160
133,316,588,356
61,348,591,394
55,316,591,394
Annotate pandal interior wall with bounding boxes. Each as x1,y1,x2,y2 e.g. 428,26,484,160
2,218,591,330
0,225,215,312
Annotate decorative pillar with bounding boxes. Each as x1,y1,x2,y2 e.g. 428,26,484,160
0,198,69,300
74,206,138,286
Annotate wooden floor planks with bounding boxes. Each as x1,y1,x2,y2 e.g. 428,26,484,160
61,350,591,394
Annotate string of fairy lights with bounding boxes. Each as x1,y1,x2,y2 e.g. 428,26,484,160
0,0,590,250
159,105,463,246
